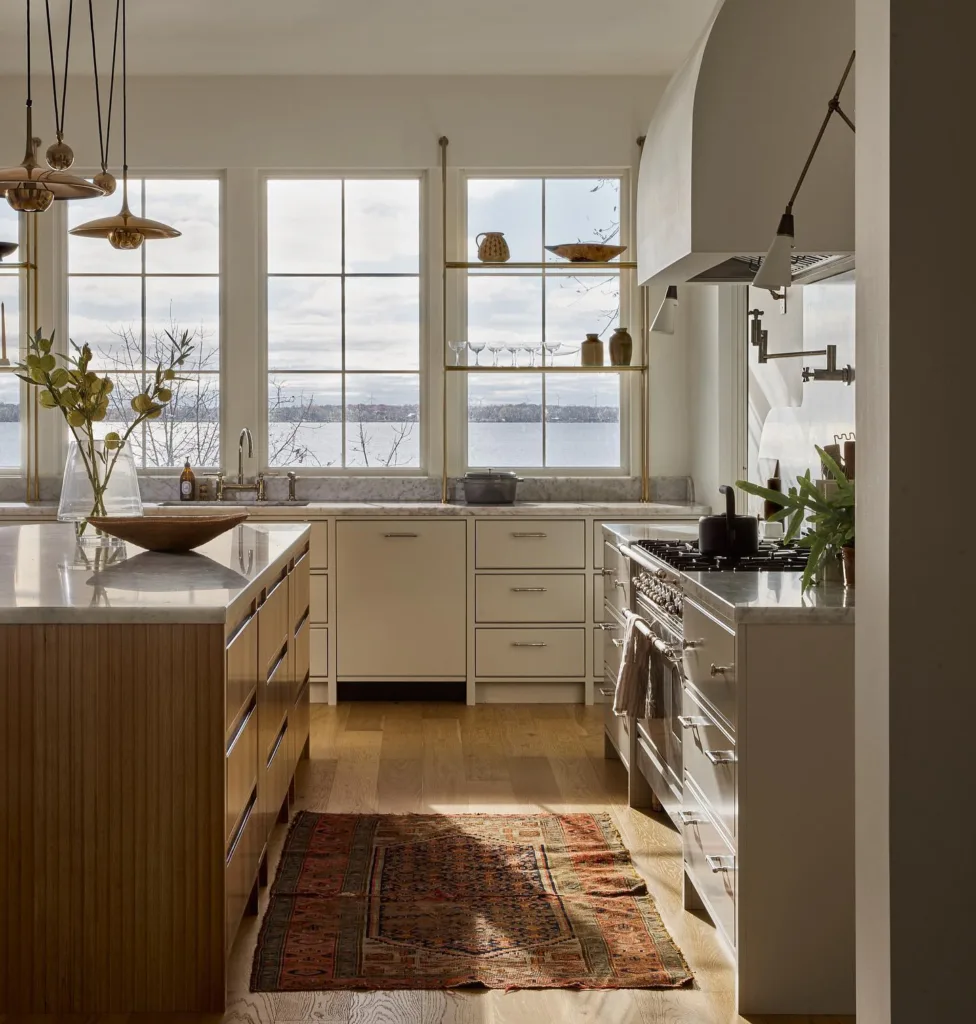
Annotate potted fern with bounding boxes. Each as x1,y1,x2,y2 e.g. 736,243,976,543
737,445,855,590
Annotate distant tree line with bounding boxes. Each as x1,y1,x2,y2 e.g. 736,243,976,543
0,403,17,423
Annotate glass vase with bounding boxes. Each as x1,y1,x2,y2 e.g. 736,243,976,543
58,439,143,530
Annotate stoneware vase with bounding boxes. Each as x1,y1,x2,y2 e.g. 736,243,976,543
609,326,633,366
581,333,604,366
475,232,510,263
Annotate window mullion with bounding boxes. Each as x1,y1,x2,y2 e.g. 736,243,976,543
541,178,547,468
340,179,347,468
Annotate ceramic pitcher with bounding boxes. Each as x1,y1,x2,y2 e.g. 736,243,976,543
476,232,510,263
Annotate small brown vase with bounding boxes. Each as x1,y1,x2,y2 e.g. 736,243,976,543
581,333,604,366
842,546,855,587
609,326,633,366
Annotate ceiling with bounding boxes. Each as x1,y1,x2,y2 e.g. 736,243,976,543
0,0,715,76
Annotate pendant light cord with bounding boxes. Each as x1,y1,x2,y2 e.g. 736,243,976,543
26,0,32,111
121,0,127,177
88,0,121,173
44,0,74,143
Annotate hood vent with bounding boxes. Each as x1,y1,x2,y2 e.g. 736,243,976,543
637,0,854,287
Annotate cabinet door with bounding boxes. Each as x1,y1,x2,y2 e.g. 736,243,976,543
336,520,466,677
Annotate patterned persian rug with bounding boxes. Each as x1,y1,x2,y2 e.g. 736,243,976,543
251,812,693,991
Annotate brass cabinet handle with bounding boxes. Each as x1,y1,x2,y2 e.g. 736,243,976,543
611,638,625,648
512,642,547,647
614,579,627,590
710,663,731,676
599,687,615,697
678,810,707,826
597,622,616,631
512,532,547,538
511,587,547,593
384,532,418,538
705,854,735,874
677,715,709,729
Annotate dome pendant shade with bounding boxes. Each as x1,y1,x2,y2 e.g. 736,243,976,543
69,190,181,247
0,130,104,208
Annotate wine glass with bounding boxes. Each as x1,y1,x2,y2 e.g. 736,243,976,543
544,340,562,365
487,342,505,366
504,341,520,367
468,340,486,366
448,340,467,366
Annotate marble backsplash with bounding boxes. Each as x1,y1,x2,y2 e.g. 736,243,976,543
1,473,695,505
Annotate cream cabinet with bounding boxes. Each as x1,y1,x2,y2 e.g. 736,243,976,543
336,520,466,677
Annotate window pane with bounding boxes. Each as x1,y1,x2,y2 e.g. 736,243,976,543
268,373,343,468
144,179,220,274
345,374,419,468
67,181,143,274
345,277,419,371
467,373,542,468
467,276,542,359
545,372,621,468
345,179,419,273
545,178,622,258
69,276,143,369
268,277,341,372
267,180,341,274
0,372,19,468
0,272,19,355
145,276,220,369
467,179,541,263
545,272,619,351
95,371,220,468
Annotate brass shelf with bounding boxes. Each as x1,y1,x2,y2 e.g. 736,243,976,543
444,364,646,373
446,261,636,270
0,262,36,272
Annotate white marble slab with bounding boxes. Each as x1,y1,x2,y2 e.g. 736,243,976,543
0,522,309,625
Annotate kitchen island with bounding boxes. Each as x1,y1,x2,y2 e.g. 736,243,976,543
0,522,311,1014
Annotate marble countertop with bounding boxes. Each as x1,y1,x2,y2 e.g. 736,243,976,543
0,522,309,625
0,500,707,520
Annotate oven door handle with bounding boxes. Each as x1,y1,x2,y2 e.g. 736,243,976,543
648,632,681,664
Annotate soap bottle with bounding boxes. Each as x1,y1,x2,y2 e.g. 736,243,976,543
180,459,196,501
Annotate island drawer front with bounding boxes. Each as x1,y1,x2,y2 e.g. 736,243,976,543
260,643,290,765
293,617,310,697
291,551,310,630
475,574,585,623
682,686,736,841
603,542,631,617
225,698,258,846
262,718,291,830
475,628,586,678
682,601,736,732
683,778,736,950
475,520,585,569
259,570,290,679
309,521,328,569
601,675,630,767
225,787,260,951
602,603,626,680
309,574,328,624
225,612,258,734
290,677,310,770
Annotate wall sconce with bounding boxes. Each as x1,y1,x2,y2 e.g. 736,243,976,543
651,286,678,334
749,308,854,385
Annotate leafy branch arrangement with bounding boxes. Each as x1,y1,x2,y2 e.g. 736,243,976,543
737,445,854,591
16,327,193,525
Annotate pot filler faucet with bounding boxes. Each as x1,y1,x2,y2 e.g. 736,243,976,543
749,308,855,385
216,427,266,500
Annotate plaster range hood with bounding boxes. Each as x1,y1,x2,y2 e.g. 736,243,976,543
637,0,855,287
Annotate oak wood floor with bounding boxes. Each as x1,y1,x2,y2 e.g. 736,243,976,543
0,703,853,1024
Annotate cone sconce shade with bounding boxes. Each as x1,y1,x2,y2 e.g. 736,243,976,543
650,285,678,335
753,212,795,292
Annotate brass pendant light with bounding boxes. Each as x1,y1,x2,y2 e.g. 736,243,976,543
0,0,104,212
70,0,179,249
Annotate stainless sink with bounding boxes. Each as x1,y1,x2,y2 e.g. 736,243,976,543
157,500,311,508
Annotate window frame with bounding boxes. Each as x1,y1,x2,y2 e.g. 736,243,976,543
453,167,637,477
64,171,225,475
258,170,429,475
0,209,25,477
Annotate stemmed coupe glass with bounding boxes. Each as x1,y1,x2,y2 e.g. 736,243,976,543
487,342,505,366
468,341,487,366
448,340,467,366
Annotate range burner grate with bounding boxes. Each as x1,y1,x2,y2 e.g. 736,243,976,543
633,539,810,573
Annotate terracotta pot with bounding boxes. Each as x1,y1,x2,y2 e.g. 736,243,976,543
475,232,510,263
842,545,855,588
609,326,633,366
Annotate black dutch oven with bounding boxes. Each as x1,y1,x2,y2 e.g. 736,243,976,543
698,484,760,559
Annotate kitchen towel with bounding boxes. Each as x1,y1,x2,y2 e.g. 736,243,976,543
613,610,650,718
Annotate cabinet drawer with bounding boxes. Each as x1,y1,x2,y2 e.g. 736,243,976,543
682,686,736,840
294,616,310,690
263,717,291,826
602,541,631,617
683,777,736,949
225,697,257,845
310,626,329,677
260,643,290,763
682,601,736,732
476,520,585,569
475,628,585,678
225,611,257,733
475,574,585,623
310,573,328,624
309,521,328,569
601,604,626,679
225,787,260,951
258,570,290,678
291,550,310,630
291,677,310,769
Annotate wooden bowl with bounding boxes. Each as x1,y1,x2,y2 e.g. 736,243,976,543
545,243,628,263
87,512,249,553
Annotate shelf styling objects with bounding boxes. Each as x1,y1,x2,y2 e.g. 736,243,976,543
738,445,855,591
70,0,179,249
475,232,510,263
86,511,249,553
581,333,604,367
0,241,18,261
16,326,194,532
545,243,627,263
609,326,633,366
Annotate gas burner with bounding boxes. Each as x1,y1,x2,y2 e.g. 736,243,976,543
633,539,809,574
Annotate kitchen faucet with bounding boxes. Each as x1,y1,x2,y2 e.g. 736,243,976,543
217,427,265,500
237,427,252,484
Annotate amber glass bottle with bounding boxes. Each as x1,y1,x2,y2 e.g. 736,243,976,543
180,459,195,501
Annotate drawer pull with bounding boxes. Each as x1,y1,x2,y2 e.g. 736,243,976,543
710,663,732,677
599,687,615,697
705,854,735,874
511,587,547,593
384,532,418,538
265,571,287,600
597,622,617,631
267,643,288,683
601,567,616,577
614,579,627,590
512,641,547,647
678,810,707,825
226,788,257,866
677,715,710,729
683,639,704,650
611,638,625,648
704,749,737,765
227,611,255,646
511,532,547,538
266,719,289,769
226,697,257,756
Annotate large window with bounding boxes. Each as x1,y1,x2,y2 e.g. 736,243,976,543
266,177,421,469
67,178,220,468
0,206,21,469
463,176,625,470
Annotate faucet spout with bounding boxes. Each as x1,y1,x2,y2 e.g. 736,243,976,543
238,427,253,485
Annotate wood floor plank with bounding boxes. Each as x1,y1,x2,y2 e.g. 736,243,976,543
422,718,467,812
377,757,424,812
